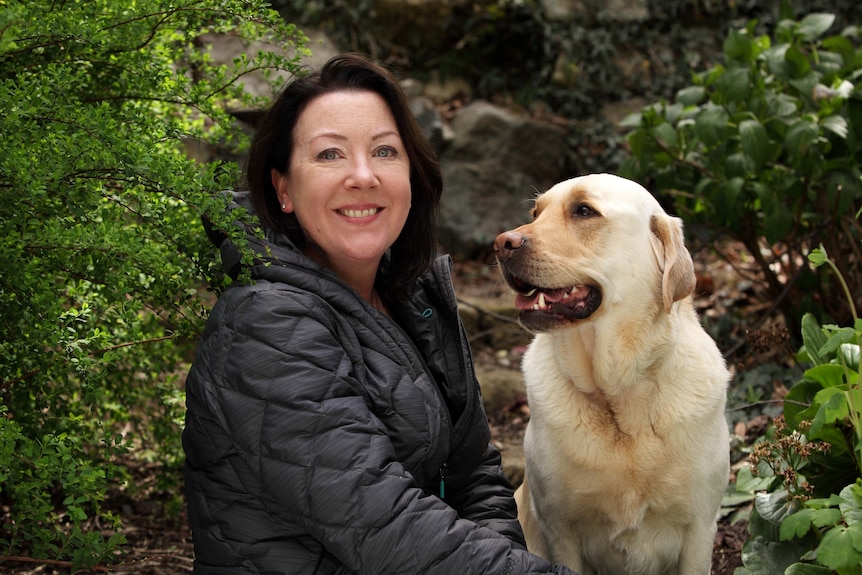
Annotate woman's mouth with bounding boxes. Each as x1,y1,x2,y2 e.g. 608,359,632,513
338,207,382,218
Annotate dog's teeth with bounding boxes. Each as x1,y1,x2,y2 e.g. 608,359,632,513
525,288,537,297
530,292,548,310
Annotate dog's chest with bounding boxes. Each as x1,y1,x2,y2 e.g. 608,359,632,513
525,400,691,520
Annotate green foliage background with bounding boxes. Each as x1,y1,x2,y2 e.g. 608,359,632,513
620,10,862,331
274,0,862,174
2,0,862,570
0,0,305,567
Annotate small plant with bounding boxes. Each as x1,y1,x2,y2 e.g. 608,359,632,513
737,245,862,574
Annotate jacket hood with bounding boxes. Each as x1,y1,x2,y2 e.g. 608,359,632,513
202,190,301,282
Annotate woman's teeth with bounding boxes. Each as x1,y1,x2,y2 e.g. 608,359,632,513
340,208,379,218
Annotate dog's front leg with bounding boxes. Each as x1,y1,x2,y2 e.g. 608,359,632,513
516,478,592,573
674,523,716,575
515,480,548,559
532,504,592,574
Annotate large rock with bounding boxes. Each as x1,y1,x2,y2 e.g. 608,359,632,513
438,101,568,256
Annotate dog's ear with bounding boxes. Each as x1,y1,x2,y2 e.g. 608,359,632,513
649,213,696,314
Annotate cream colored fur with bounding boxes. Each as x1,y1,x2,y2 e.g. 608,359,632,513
499,174,729,575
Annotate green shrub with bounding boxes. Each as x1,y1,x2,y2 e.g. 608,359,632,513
620,11,862,330
0,0,305,568
738,245,862,573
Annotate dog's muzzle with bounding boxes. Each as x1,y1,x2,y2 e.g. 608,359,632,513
493,231,602,332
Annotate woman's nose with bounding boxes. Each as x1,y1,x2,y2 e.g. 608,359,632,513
346,157,379,189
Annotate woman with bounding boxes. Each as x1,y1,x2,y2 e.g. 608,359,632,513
183,53,578,575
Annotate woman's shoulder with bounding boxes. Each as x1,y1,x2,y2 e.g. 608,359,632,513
210,280,335,327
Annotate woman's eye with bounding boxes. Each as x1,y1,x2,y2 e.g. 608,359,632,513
319,150,339,161
375,146,396,158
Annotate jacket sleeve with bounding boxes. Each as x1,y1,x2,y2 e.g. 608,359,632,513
445,443,527,549
207,286,577,575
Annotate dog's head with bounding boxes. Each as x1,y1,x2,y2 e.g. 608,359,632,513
493,173,695,334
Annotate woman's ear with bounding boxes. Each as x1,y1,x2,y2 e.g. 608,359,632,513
271,168,293,212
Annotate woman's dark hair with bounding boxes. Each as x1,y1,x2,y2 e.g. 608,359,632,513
245,53,442,302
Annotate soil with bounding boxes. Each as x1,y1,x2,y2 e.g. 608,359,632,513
4,240,787,575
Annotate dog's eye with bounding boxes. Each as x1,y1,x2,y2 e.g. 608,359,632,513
573,204,597,218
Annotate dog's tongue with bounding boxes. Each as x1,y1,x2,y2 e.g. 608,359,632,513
515,287,572,311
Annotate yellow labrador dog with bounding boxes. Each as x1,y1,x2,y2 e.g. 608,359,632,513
494,174,729,575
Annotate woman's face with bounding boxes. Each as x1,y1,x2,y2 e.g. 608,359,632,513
272,90,411,285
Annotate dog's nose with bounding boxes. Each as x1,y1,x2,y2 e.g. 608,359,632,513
494,231,527,258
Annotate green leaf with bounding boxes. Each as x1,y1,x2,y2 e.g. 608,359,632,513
797,13,837,42
805,364,849,388
816,524,862,569
784,563,833,574
785,119,820,159
652,122,679,150
811,507,843,529
780,509,815,540
785,379,823,428
839,482,862,526
766,92,800,117
739,119,771,171
716,66,751,103
763,199,794,243
725,153,748,180
821,115,849,139
756,489,800,524
737,465,775,492
739,534,809,574
800,313,829,365
694,106,730,146
819,328,856,357
838,344,860,372
619,112,642,128
725,27,754,61
676,86,706,106
763,43,794,79
810,388,849,437
805,495,843,510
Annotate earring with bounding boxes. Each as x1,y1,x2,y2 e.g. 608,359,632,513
281,204,286,209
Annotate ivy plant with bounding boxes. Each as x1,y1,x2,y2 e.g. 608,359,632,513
0,0,306,569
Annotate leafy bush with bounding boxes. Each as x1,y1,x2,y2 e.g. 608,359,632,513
620,11,862,330
738,245,862,573
0,0,305,568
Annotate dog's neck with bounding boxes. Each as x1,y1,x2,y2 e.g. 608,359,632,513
544,310,678,400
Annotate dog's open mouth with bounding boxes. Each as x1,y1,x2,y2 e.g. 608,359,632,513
503,270,602,331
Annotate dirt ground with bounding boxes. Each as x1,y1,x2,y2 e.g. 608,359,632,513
0,424,749,575
4,241,780,574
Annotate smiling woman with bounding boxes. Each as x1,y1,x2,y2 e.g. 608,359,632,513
182,53,580,575
270,90,412,306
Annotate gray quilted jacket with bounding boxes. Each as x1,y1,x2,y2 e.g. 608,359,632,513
183,194,576,575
